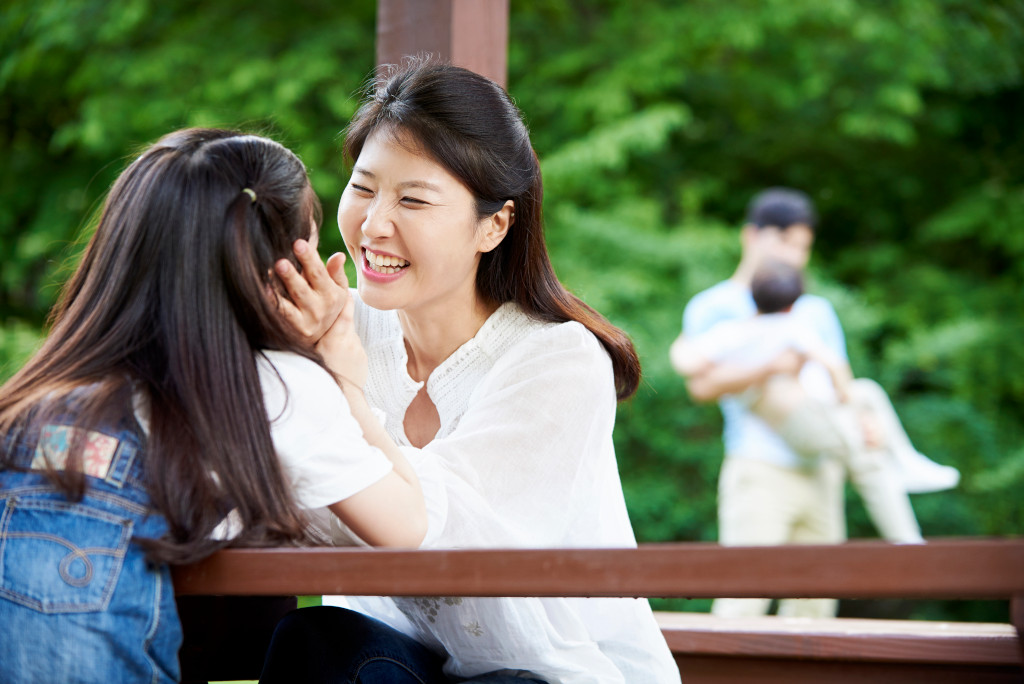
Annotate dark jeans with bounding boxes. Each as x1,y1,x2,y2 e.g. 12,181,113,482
260,606,547,684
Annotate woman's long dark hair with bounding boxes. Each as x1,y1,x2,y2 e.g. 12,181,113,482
0,128,326,564
344,58,641,399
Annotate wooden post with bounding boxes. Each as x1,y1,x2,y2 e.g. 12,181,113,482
1013,594,1024,664
376,0,509,88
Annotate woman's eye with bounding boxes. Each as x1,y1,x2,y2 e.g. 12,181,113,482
350,184,374,195
401,196,427,206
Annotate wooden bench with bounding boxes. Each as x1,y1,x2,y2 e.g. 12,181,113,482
172,538,1024,682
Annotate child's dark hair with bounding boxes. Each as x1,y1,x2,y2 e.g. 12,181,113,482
0,128,325,564
752,260,805,314
746,187,817,231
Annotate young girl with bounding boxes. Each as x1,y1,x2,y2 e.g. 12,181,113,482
0,128,426,683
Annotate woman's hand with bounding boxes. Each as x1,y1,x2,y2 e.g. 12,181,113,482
274,240,350,346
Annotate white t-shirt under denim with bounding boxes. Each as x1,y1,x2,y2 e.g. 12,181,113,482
134,350,394,539
327,296,680,684
256,350,393,510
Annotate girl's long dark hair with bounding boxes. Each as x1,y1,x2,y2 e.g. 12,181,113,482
0,128,325,564
344,58,641,399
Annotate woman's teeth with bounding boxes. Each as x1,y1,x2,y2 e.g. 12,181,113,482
365,250,410,274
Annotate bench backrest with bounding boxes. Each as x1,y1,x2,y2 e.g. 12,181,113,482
173,538,1024,603
172,538,1024,683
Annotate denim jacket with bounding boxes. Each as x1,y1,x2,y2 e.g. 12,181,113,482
0,393,181,683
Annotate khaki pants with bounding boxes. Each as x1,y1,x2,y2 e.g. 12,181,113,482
711,456,845,618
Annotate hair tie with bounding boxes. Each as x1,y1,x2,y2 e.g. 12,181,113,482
242,188,257,203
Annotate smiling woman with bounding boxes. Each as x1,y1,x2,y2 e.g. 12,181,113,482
262,59,681,684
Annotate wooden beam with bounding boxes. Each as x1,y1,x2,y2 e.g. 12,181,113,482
655,612,1021,666
376,0,509,87
173,538,1024,600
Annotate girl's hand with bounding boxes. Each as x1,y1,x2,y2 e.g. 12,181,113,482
274,240,349,346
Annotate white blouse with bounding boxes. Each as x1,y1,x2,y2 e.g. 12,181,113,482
326,296,680,684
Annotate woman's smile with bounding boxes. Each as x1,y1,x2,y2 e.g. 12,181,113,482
362,247,410,278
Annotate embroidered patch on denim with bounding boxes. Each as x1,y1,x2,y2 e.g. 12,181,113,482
31,425,120,479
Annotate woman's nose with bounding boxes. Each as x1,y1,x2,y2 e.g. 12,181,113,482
361,202,395,239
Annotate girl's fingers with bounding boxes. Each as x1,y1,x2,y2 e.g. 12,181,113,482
272,243,348,343
277,298,299,322
293,239,330,288
326,252,349,288
275,257,312,305
274,293,310,333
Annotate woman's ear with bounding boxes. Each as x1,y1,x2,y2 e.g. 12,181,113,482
478,200,515,254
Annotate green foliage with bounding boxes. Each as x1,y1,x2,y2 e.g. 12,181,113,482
1,0,375,334
3,0,1023,623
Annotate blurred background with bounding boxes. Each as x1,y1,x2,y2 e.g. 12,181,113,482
2,0,1022,621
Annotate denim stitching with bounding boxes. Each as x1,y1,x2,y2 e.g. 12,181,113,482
4,497,135,524
0,500,132,613
0,498,12,587
57,546,93,586
2,531,122,587
104,439,137,489
4,531,124,555
143,571,162,684
1,485,151,516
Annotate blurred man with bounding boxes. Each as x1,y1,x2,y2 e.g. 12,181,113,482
670,188,845,618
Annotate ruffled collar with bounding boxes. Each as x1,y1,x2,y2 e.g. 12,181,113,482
357,298,550,443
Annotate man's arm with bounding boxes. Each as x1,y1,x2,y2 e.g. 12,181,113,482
669,332,805,403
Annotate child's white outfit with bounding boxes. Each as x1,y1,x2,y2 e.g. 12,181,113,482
135,350,398,541
691,314,958,543
257,350,397,511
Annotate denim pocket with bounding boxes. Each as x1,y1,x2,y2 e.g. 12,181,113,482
0,496,132,613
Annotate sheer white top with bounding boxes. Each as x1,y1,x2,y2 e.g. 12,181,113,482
326,295,680,684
